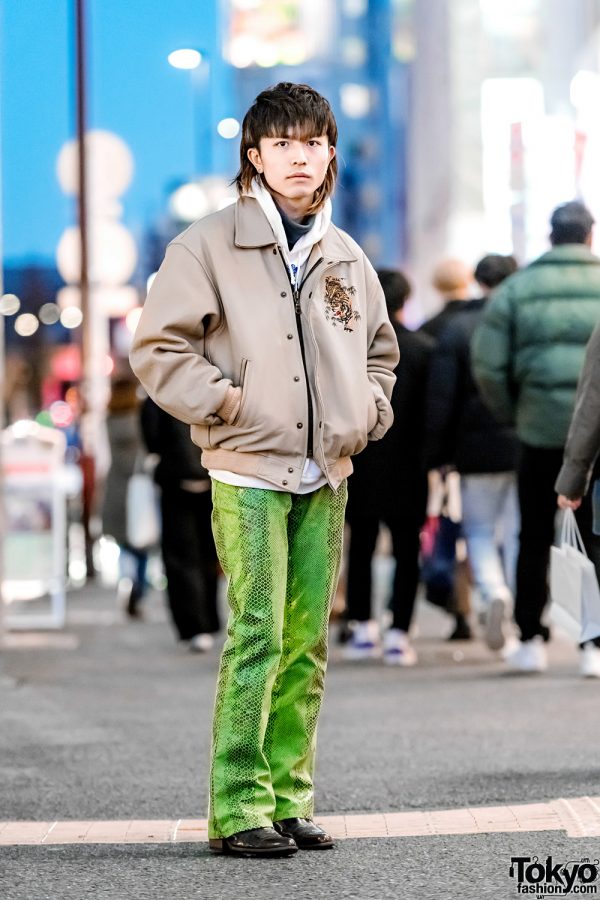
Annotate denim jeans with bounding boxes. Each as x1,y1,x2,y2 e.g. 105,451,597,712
460,472,519,607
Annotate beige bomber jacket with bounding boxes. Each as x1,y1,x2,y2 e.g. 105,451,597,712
129,196,399,492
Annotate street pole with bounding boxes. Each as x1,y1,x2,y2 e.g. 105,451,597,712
0,40,5,645
75,0,95,578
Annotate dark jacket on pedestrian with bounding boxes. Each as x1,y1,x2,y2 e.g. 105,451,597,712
472,245,600,449
141,398,209,488
555,322,600,498
419,299,470,343
347,322,434,518
425,298,519,473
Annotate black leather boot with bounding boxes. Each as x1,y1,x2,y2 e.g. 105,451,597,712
273,818,334,850
209,826,297,857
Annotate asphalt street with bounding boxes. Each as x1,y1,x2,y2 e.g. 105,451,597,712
1,581,599,900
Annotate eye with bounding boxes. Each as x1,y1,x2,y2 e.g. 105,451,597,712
274,140,288,147
307,140,321,146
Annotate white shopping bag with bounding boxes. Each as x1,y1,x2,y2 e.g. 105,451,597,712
126,460,161,550
549,509,600,642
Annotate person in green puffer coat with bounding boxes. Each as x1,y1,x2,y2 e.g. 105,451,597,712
472,201,600,675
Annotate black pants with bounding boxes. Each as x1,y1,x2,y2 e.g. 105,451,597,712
345,510,423,632
516,444,600,642
160,487,220,640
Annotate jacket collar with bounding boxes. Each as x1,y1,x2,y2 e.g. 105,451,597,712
234,196,358,264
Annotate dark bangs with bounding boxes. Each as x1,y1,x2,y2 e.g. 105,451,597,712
235,82,338,212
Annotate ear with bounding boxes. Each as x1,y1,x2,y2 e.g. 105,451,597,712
328,145,336,162
247,147,262,173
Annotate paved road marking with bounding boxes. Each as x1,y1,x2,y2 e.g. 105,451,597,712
2,797,600,846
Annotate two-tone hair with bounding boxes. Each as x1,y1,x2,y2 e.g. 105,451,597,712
235,82,338,215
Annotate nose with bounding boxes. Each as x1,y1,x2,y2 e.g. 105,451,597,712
291,143,308,165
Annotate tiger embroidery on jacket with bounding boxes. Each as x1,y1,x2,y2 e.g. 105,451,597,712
323,276,361,332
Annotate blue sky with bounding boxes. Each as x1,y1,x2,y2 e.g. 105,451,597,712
1,0,239,264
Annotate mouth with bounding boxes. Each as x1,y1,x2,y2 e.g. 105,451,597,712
288,174,311,180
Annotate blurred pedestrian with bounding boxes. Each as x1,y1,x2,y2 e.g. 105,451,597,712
426,254,519,652
130,83,398,857
556,320,600,676
420,257,474,639
141,398,220,652
102,377,148,618
420,258,473,340
344,269,434,665
473,201,600,673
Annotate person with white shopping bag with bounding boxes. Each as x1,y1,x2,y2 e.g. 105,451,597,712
556,319,600,677
473,201,600,674
550,509,600,651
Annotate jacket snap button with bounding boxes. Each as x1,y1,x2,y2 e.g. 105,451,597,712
297,422,303,429
280,291,287,297
293,375,300,382
309,292,312,298
282,480,288,486
288,467,294,473
287,333,293,340
273,248,277,254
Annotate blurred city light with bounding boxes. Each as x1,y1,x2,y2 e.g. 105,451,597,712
340,83,371,118
38,302,61,325
169,182,210,221
169,176,237,223
14,313,40,337
167,48,202,70
217,117,240,139
56,221,137,286
228,34,260,68
56,130,134,217
49,400,74,428
0,293,21,316
341,36,367,68
60,307,84,329
343,0,367,17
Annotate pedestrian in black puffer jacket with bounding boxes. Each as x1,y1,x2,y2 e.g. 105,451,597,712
344,269,434,666
426,254,519,652
141,397,220,652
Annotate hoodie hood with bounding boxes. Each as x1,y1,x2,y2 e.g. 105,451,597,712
248,178,332,285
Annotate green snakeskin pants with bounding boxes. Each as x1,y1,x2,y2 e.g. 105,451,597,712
208,479,347,839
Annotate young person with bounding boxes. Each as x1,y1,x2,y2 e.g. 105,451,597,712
130,82,398,858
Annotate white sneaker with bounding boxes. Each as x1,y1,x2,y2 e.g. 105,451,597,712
343,620,380,660
383,629,417,667
506,636,547,673
580,644,600,678
484,598,509,651
189,633,215,653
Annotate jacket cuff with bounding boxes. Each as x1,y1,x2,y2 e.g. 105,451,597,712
554,460,590,499
368,395,393,441
216,385,242,424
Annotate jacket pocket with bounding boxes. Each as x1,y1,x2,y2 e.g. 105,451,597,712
367,391,379,434
231,358,251,427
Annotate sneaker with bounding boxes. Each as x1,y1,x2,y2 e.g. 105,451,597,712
580,644,600,678
484,598,508,651
506,636,547,673
189,633,215,653
383,628,417,666
343,619,380,660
